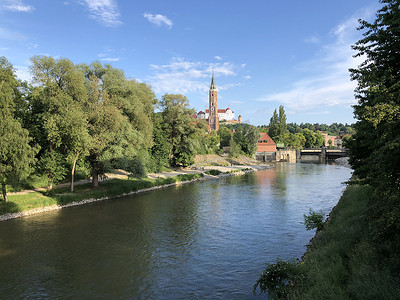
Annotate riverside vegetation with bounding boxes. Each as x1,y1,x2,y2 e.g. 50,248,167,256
254,0,400,298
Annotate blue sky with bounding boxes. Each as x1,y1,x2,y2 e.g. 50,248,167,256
0,0,379,125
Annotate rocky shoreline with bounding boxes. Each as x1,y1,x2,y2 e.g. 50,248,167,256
0,165,273,222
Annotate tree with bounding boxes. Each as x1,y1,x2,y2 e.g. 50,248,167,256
268,109,279,141
268,105,288,143
160,94,200,167
0,57,38,201
148,113,171,172
347,0,400,259
218,126,232,148
0,116,38,201
78,62,156,187
228,136,240,158
348,0,400,188
29,56,90,191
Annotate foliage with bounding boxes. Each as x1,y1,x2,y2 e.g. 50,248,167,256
301,128,324,148
0,57,39,201
347,0,400,264
0,116,38,201
253,258,302,299
218,126,232,148
205,169,222,176
304,208,325,231
268,105,288,142
226,123,260,156
160,94,202,167
148,113,171,172
228,136,241,157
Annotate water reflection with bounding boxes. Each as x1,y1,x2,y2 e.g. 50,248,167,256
0,163,351,299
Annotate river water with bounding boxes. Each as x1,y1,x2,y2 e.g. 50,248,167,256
0,163,351,299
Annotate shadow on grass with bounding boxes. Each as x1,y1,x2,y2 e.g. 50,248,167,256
1,173,204,216
46,173,204,206
0,200,21,215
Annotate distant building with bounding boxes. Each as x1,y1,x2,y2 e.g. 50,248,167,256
197,75,242,130
255,132,277,162
256,132,277,152
320,132,343,148
197,107,236,121
208,73,219,132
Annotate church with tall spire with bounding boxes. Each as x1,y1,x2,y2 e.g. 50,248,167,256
196,74,242,130
208,72,219,132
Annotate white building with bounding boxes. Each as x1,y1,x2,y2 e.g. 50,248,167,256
197,107,235,121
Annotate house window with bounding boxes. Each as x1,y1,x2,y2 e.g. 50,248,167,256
263,140,268,143
258,140,262,143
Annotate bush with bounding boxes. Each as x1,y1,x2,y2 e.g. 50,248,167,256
304,208,325,231
253,258,302,299
205,169,222,176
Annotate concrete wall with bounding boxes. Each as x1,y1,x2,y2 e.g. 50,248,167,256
276,150,296,163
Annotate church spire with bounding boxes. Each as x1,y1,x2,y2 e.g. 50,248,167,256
210,71,217,91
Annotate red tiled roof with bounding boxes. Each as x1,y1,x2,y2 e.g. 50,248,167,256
257,132,277,152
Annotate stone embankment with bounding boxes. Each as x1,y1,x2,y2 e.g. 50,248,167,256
0,164,273,222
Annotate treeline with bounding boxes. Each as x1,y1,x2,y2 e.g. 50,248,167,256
0,56,260,201
258,106,354,149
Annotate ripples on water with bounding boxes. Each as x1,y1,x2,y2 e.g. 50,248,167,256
0,163,351,299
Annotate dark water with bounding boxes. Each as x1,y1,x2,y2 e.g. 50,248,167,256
0,163,351,299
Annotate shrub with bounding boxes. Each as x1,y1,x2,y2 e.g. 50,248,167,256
205,169,222,176
253,258,302,299
304,208,325,231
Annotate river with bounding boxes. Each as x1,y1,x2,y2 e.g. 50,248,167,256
0,163,351,299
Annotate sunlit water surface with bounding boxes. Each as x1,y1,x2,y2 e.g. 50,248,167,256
0,163,351,299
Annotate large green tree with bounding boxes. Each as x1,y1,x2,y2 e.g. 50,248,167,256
79,62,156,187
0,57,38,201
29,56,90,191
160,94,200,167
348,0,400,263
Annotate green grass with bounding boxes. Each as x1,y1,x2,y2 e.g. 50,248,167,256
0,173,204,216
293,184,400,299
255,183,400,299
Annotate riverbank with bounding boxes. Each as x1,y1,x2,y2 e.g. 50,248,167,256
0,163,273,222
271,182,400,299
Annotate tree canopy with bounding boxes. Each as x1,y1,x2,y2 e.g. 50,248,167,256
347,0,400,273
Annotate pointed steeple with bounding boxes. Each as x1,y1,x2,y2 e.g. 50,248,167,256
210,72,217,91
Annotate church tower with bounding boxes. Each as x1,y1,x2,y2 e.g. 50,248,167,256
208,73,219,132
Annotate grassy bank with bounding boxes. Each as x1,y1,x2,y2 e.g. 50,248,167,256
255,183,400,299
0,173,203,217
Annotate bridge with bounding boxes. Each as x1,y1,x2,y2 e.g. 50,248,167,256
299,148,348,161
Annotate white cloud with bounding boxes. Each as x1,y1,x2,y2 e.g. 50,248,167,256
81,0,122,27
214,56,222,60
100,57,119,62
144,13,173,29
15,65,31,82
148,57,240,94
2,0,34,12
304,35,320,44
244,75,251,80
258,8,375,113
